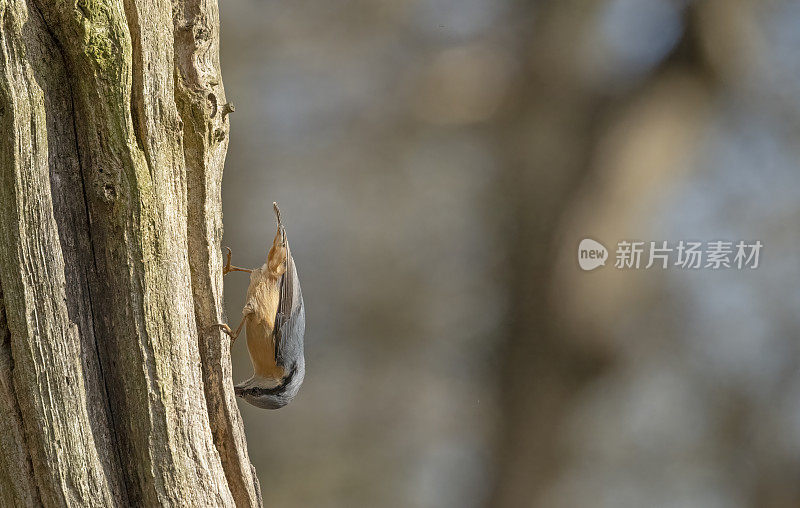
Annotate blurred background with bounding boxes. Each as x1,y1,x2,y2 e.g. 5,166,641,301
218,1,800,507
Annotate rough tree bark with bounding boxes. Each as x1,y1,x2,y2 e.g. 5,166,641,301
0,0,261,506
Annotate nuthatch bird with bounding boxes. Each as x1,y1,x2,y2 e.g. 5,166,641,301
212,203,305,409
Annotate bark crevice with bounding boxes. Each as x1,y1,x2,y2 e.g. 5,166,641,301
31,1,131,500
0,1,123,504
69,88,132,505
0,284,41,507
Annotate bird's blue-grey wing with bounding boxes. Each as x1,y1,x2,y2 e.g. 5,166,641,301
274,243,305,366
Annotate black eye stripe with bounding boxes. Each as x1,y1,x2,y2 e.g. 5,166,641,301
240,364,297,397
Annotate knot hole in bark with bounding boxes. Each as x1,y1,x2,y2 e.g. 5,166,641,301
207,93,218,118
103,184,117,201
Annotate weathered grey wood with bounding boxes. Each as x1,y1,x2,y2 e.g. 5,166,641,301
0,287,39,507
0,0,261,505
174,0,261,505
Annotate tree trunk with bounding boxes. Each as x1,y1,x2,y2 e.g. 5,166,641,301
0,0,261,506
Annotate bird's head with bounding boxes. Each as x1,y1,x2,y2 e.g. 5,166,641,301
234,361,305,409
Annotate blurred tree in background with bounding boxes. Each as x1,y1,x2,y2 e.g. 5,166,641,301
220,1,800,507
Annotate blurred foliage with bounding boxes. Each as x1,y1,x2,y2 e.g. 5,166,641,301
219,1,800,506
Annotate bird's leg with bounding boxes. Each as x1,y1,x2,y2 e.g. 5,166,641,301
222,246,252,275
210,316,246,344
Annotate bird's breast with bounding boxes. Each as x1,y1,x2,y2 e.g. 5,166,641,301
244,267,284,379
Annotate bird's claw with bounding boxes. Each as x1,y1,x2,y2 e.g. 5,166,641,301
209,323,236,344
222,246,233,275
